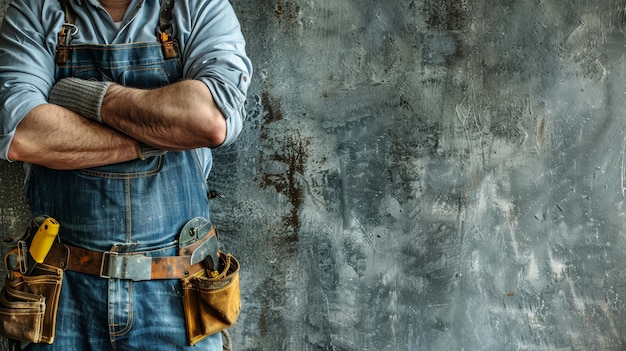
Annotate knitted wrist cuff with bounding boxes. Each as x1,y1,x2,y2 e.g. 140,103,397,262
136,142,167,160
48,78,113,123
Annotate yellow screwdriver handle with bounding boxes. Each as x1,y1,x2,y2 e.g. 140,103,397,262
29,217,60,264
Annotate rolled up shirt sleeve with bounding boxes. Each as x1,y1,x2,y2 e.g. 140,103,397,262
0,0,62,160
178,0,252,148
0,0,252,158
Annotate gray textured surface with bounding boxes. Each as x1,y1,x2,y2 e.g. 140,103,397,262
2,0,626,350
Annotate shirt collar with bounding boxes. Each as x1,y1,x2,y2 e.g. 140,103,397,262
76,0,146,14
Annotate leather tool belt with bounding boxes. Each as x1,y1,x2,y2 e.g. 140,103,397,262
41,225,217,281
0,217,239,347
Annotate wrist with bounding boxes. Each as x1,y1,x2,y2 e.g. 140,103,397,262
100,84,123,124
136,142,167,160
101,84,149,125
48,78,113,123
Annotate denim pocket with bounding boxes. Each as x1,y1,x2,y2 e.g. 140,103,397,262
79,155,164,178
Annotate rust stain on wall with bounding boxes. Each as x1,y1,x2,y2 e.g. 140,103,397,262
423,0,469,31
274,0,301,29
260,136,309,235
259,92,309,236
261,92,283,126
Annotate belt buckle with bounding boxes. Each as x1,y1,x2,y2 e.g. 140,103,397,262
100,251,153,281
99,251,117,279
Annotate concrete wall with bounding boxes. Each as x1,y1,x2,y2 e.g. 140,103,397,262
2,0,626,350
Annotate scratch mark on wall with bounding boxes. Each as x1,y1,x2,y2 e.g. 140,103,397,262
455,103,485,171
537,116,546,146
600,298,621,340
527,252,539,282
495,197,520,259
548,249,566,281
621,135,626,196
562,13,610,81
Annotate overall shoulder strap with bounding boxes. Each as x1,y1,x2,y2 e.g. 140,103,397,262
59,0,77,25
157,0,180,59
158,0,175,37
55,0,79,64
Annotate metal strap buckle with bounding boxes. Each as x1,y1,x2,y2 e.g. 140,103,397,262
17,240,28,274
100,251,153,281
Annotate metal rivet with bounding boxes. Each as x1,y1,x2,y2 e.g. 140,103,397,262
183,271,189,278
184,249,190,255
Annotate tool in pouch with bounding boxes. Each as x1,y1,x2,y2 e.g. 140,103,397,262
0,215,64,347
18,216,60,276
179,217,220,277
179,217,241,346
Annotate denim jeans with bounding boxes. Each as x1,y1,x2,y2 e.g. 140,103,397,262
25,40,221,350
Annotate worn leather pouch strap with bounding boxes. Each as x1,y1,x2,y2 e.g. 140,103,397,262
0,263,63,344
182,252,241,345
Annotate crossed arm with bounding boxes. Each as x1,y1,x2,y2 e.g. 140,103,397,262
7,79,226,170
1,0,250,170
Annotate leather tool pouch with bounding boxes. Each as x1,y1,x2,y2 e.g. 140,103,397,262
0,263,63,344
181,252,240,345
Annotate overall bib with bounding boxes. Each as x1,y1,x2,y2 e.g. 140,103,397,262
24,9,222,351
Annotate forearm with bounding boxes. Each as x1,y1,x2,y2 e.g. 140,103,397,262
8,104,139,170
101,79,227,149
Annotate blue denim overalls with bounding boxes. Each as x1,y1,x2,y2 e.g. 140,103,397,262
23,2,222,350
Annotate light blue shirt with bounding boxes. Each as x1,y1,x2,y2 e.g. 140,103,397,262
0,0,252,175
